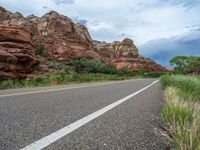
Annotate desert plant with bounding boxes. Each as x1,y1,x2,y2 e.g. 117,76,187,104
117,67,136,77
143,72,167,78
0,80,14,89
36,40,45,56
72,58,117,74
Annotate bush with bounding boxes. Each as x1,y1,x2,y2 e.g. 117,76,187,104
72,58,117,74
30,76,49,87
0,80,14,89
36,40,45,56
117,67,137,77
143,72,167,78
48,61,69,71
139,68,145,76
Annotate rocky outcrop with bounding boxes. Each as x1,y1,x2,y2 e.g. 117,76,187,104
0,24,36,79
0,6,168,79
94,38,138,59
0,7,100,61
94,39,167,72
33,11,100,61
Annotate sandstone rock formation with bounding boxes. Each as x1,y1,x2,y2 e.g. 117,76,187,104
0,6,168,79
0,24,36,79
0,7,100,61
94,39,167,72
94,38,139,59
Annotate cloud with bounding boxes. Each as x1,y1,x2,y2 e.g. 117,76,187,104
54,0,74,5
139,29,200,66
1,0,200,42
162,0,200,9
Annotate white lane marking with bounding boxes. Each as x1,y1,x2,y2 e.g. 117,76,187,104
20,80,159,150
0,79,142,98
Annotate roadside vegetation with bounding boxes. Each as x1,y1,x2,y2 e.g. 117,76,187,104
0,71,129,89
0,58,166,90
161,75,200,150
0,58,135,90
170,56,200,74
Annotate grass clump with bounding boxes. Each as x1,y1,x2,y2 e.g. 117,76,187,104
161,76,200,150
161,75,200,101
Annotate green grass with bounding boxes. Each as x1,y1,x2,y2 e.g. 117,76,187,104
161,75,200,150
161,75,200,101
161,105,193,125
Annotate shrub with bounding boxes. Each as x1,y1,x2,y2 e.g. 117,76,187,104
36,40,45,56
30,76,49,87
48,61,69,71
143,72,167,78
117,67,137,77
139,68,145,76
0,80,14,89
72,58,117,74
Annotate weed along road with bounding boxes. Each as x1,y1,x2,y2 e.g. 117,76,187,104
0,79,170,150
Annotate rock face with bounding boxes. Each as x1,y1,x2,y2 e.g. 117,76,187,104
0,24,36,79
94,39,167,72
0,7,100,61
0,6,168,79
94,38,139,59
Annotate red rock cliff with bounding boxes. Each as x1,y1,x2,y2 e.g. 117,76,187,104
0,6,168,79
94,39,167,72
0,24,36,79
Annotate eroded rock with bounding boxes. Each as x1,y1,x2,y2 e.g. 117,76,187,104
95,39,167,72
0,24,36,79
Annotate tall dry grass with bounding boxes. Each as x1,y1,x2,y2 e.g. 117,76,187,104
161,85,200,150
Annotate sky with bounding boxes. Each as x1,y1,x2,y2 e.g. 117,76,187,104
0,0,200,65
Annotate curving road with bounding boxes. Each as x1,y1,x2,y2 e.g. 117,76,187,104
0,79,170,150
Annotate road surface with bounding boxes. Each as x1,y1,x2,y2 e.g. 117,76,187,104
0,78,170,150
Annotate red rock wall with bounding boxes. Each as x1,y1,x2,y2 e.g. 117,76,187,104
0,24,36,79
0,6,168,80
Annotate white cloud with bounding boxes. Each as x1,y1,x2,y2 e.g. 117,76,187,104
0,0,200,45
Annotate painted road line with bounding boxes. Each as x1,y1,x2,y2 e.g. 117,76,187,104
20,80,159,150
0,79,141,98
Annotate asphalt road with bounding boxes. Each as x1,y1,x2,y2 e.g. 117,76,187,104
0,79,170,150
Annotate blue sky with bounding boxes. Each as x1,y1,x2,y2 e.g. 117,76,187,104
0,0,200,65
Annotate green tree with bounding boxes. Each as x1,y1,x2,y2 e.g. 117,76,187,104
170,56,200,74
